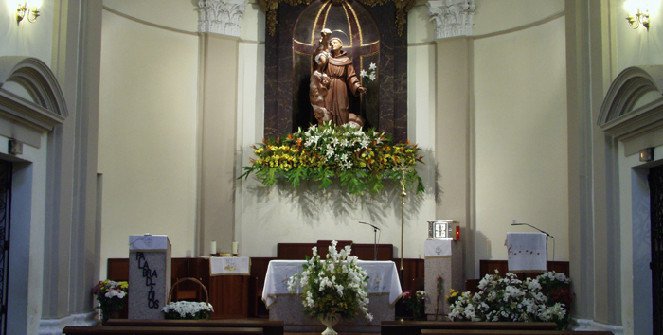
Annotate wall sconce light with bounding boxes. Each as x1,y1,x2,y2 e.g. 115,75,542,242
16,2,40,25
639,147,654,162
626,9,650,30
8,139,23,156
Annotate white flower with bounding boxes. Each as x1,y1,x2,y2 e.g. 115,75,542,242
369,62,377,70
162,301,214,319
286,240,371,321
368,73,376,81
360,69,368,78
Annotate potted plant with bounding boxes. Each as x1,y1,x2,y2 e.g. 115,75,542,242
399,290,426,320
94,280,128,323
287,240,373,335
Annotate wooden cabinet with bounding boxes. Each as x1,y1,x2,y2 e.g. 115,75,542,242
209,275,249,319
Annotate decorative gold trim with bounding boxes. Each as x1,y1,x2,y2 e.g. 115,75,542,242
341,3,353,46
260,0,415,37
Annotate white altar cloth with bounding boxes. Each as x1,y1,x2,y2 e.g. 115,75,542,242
423,238,454,257
261,260,402,307
209,256,250,275
506,232,547,272
261,260,402,331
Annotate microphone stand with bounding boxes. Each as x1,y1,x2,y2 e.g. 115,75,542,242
511,220,555,260
360,221,379,260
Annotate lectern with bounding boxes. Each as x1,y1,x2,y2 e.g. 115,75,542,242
423,238,463,318
128,234,171,319
505,232,547,272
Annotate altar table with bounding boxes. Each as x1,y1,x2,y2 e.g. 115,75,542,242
261,260,402,331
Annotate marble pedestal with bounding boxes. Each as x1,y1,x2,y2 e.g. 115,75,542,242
268,293,393,332
128,235,171,319
423,238,463,318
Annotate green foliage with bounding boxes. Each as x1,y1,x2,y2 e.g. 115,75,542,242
241,123,424,195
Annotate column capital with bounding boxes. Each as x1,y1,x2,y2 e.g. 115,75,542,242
427,0,475,40
198,0,246,37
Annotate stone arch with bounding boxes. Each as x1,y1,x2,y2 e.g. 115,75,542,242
598,65,663,139
0,56,67,133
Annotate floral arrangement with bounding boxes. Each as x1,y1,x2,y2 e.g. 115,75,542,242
536,271,572,308
400,290,426,320
447,271,571,329
162,301,214,320
93,280,128,322
287,240,373,321
241,123,423,195
446,288,460,306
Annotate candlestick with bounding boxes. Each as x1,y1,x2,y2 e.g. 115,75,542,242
210,240,217,255
231,241,239,256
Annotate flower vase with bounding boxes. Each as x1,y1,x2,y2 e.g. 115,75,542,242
100,308,120,324
319,314,340,335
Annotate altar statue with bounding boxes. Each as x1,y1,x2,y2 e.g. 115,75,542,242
310,29,366,127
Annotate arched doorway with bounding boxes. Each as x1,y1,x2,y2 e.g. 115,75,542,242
0,57,67,334
598,65,663,335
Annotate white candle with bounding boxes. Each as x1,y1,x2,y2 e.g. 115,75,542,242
210,240,217,255
231,241,239,255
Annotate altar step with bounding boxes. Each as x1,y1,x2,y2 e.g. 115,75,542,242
421,331,613,335
382,321,613,335
63,319,284,335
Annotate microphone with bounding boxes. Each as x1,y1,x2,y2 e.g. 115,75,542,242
511,220,554,239
359,221,381,231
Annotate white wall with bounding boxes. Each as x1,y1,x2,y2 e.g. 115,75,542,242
473,1,568,270
611,0,663,73
98,2,199,276
103,0,198,31
407,3,437,149
0,0,54,65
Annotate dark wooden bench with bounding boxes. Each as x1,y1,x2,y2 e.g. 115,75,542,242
381,321,558,335
62,325,262,334
63,319,284,335
421,330,613,335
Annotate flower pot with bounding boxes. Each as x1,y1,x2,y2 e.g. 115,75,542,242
100,309,121,324
319,314,340,335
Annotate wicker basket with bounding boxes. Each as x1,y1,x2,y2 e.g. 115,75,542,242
163,277,212,320
168,277,209,304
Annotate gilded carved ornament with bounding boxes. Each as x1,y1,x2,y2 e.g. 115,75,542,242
258,0,416,36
